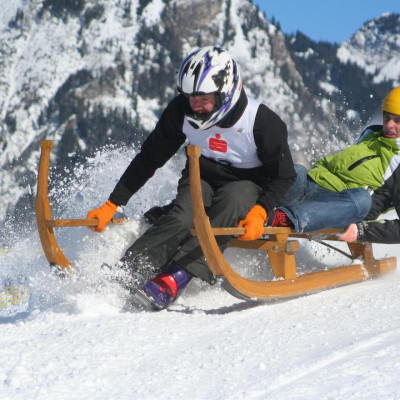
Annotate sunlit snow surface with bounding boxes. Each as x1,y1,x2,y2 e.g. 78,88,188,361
1,145,400,399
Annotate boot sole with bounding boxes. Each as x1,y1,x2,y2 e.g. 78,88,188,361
132,289,166,311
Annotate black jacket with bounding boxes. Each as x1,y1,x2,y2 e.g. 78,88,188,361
109,90,296,215
357,125,400,243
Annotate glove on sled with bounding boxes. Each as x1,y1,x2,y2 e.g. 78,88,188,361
86,200,117,232
238,205,267,241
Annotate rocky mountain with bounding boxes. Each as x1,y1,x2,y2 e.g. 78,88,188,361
0,0,399,230
286,12,399,133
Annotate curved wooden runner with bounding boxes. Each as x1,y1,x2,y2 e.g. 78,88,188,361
187,145,397,300
35,140,125,273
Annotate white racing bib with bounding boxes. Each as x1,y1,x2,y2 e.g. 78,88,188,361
184,98,262,168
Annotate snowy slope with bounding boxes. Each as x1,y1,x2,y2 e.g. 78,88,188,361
1,146,400,399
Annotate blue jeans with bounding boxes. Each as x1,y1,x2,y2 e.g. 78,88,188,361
278,165,372,233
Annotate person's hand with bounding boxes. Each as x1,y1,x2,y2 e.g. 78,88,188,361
86,200,117,232
238,205,267,241
339,223,358,242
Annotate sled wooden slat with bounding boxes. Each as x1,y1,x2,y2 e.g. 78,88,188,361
193,227,293,236
35,140,126,272
46,218,126,228
229,239,299,253
187,144,397,301
191,226,341,237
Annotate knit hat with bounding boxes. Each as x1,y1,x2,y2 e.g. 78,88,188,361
383,86,400,115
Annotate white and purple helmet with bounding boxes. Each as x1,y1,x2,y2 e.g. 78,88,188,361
177,46,242,130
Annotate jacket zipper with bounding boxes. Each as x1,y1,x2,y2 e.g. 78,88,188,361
348,155,379,171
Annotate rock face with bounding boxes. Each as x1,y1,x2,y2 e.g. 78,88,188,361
0,0,399,227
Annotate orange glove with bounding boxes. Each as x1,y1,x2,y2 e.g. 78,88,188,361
238,205,267,241
86,200,117,233
338,223,358,243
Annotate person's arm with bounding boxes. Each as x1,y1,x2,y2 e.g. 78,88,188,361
366,187,394,220
109,95,187,206
253,104,297,215
340,218,400,244
238,105,296,241
356,219,400,243
87,95,187,232
341,176,400,243
357,164,400,243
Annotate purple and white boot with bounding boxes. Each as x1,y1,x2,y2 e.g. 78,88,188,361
134,263,192,310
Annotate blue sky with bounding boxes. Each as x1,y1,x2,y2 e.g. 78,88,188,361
253,0,400,43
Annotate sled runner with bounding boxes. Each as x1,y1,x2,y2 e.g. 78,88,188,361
187,145,397,301
35,140,125,274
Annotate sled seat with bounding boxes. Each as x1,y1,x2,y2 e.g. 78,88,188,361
187,145,397,301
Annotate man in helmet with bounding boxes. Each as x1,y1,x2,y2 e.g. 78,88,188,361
270,86,400,244
86,46,296,310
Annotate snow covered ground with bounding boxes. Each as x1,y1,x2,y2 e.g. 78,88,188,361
1,145,400,400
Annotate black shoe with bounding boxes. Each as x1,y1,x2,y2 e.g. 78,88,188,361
143,203,174,224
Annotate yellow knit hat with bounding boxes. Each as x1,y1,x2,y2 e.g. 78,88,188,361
383,86,400,115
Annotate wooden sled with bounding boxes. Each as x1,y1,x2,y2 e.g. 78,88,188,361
35,140,397,300
187,145,397,301
35,140,125,274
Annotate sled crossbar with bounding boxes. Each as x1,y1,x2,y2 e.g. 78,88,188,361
187,145,397,301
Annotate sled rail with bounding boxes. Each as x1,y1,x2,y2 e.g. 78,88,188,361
35,140,125,273
187,145,397,301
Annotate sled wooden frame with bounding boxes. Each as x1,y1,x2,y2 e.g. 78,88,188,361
187,145,397,301
35,140,125,274
35,140,397,298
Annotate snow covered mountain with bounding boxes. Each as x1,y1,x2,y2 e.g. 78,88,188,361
287,13,400,134
337,13,400,85
0,0,399,232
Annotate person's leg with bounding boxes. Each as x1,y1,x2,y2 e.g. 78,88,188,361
267,164,309,226
278,187,372,232
137,261,193,310
136,180,261,309
118,178,214,282
280,164,309,206
171,180,261,281
143,202,174,224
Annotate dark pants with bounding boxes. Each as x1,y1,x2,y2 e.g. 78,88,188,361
119,178,261,284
